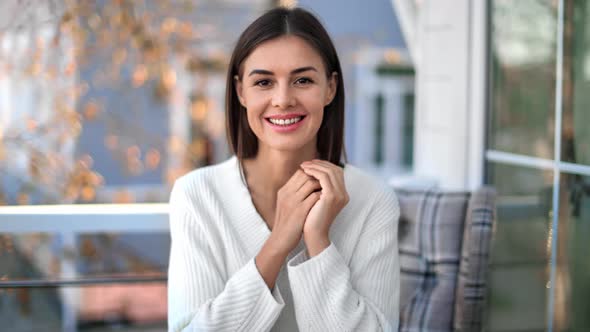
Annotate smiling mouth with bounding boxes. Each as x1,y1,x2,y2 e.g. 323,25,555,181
266,116,305,126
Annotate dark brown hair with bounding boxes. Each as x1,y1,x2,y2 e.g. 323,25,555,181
225,6,346,166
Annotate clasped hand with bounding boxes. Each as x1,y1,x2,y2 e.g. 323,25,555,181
271,159,349,256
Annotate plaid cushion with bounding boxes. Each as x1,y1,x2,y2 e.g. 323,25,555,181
396,188,470,332
395,187,496,332
454,188,496,331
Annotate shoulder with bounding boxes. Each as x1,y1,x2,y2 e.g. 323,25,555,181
170,156,237,205
344,164,398,203
343,164,400,219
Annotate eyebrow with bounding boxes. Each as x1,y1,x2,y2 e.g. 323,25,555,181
248,66,318,77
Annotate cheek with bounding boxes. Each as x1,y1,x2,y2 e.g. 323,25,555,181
243,91,269,113
302,90,327,114
246,110,263,132
245,108,269,135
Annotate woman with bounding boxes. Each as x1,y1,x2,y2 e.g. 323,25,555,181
168,7,400,332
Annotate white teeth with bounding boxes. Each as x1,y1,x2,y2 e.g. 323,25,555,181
269,116,302,126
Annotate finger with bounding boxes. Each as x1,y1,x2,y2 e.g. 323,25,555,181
308,161,346,193
311,159,341,170
295,178,321,202
305,160,340,175
294,172,316,192
285,169,312,193
302,191,321,211
302,163,341,191
302,165,346,203
303,165,349,208
311,159,346,174
301,166,335,194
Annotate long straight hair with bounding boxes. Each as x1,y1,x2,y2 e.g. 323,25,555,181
225,7,346,167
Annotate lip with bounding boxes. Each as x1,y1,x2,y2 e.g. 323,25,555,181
264,113,307,120
265,115,306,133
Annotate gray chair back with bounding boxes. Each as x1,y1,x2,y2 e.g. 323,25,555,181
395,186,496,332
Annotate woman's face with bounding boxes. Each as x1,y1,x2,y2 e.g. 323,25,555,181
236,35,337,155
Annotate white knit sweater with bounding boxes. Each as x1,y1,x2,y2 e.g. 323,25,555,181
167,156,400,331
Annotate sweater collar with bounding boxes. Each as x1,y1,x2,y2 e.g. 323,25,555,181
226,156,272,254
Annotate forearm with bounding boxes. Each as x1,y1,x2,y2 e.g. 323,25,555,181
303,232,330,257
255,234,289,290
169,255,286,332
168,192,286,331
287,243,398,332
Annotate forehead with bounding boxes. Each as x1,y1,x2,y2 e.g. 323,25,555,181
242,35,326,74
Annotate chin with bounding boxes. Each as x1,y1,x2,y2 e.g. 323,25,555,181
264,138,315,153
270,143,310,153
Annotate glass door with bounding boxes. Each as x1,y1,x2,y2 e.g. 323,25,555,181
486,0,590,331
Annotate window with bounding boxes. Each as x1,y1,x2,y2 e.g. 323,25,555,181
486,1,590,330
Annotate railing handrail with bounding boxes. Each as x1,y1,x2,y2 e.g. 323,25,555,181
0,274,168,288
0,203,170,233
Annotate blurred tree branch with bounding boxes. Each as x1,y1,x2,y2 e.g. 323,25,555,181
0,0,228,205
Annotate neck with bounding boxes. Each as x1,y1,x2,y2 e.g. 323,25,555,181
242,144,318,200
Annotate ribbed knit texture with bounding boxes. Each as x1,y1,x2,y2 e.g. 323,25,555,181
167,156,400,332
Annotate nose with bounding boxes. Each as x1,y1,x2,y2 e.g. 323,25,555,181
271,84,295,109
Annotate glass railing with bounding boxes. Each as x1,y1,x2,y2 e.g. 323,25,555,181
0,205,170,332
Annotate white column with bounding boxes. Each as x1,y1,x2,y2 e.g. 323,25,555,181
466,0,488,189
393,0,488,190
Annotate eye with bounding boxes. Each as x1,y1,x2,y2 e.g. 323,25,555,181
254,79,272,87
294,77,314,85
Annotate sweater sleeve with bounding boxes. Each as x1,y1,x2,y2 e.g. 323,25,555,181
286,187,400,332
167,181,285,332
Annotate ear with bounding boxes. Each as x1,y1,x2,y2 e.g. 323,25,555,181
325,72,338,106
234,75,246,107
